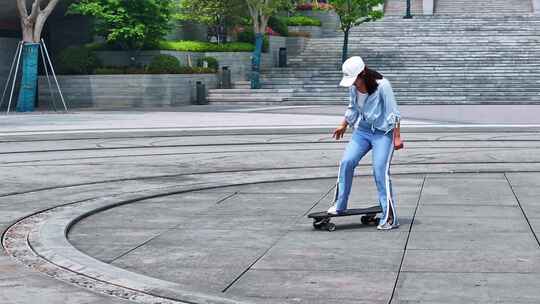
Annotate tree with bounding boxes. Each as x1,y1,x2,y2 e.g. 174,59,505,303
177,0,246,44
329,0,384,64
68,0,175,50
245,0,288,89
16,0,61,112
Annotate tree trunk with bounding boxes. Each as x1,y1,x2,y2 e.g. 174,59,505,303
16,0,60,112
16,42,40,112
250,33,264,89
341,28,350,64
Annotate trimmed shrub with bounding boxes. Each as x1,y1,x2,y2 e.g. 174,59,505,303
94,67,125,75
158,40,254,52
268,16,289,36
89,40,255,52
296,2,333,11
237,31,270,52
57,46,100,75
196,57,219,71
287,15,322,26
94,66,215,75
146,54,181,74
95,67,148,75
177,66,216,74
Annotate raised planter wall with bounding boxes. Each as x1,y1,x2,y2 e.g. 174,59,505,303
298,11,340,37
96,36,289,83
285,37,310,57
288,26,323,38
95,51,250,82
39,74,218,109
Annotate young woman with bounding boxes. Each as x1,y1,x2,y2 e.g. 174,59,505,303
329,56,401,231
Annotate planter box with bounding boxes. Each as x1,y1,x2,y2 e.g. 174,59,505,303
39,74,218,109
96,50,256,82
298,11,340,37
288,26,323,38
286,37,310,57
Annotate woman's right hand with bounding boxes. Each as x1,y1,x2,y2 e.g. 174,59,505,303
333,122,348,140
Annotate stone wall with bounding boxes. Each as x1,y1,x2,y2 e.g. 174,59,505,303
39,74,218,109
288,26,323,38
263,36,287,68
298,11,340,37
286,37,310,57
95,50,252,82
95,36,289,83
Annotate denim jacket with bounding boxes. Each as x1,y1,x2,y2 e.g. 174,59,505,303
344,78,401,133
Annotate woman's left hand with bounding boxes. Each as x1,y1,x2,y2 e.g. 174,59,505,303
333,121,348,140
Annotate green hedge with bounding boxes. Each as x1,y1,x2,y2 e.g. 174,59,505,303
268,16,289,36
158,40,254,52
287,15,322,26
147,54,181,74
237,31,270,52
95,66,216,75
196,57,219,71
95,67,147,75
57,46,101,75
86,41,255,52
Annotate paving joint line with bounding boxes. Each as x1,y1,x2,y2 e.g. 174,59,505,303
388,175,427,304
220,184,336,293
2,168,538,199
215,192,239,205
504,173,540,248
105,191,240,263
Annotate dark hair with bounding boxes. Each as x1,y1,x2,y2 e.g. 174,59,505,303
360,67,383,95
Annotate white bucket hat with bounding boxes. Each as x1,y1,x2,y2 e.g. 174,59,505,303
339,56,365,87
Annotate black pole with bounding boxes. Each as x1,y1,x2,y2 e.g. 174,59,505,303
404,0,413,19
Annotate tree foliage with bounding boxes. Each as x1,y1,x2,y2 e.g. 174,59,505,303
245,0,289,89
329,0,383,32
245,0,290,33
68,0,175,50
328,0,384,63
176,0,246,43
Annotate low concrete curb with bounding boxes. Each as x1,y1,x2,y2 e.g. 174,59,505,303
2,124,540,142
5,162,540,303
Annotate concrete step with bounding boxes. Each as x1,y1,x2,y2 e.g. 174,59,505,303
210,13,540,105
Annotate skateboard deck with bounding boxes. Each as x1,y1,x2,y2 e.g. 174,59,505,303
308,205,382,231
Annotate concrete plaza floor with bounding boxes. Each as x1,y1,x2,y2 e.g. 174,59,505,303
1,105,540,304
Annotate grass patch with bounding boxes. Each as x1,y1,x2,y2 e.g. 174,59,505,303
287,15,322,26
158,40,254,52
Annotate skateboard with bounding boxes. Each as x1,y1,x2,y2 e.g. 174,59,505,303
308,206,382,232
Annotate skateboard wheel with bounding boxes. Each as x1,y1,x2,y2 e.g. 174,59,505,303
326,223,336,232
361,216,378,226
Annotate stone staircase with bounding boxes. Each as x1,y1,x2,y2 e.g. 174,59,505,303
209,2,540,105
435,0,533,16
384,0,423,16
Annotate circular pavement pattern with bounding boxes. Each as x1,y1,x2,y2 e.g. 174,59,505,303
3,124,540,304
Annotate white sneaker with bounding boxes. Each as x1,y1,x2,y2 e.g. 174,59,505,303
377,222,400,230
327,205,339,215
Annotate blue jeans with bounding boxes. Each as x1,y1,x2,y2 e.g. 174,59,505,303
334,126,398,226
